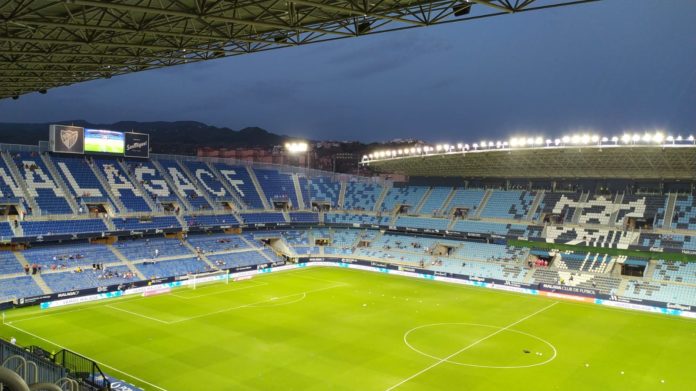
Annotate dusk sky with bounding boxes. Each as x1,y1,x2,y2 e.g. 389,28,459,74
1,0,694,143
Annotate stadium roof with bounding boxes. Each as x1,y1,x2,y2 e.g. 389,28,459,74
0,0,601,99
362,138,696,180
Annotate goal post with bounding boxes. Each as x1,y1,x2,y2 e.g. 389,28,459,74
188,269,230,290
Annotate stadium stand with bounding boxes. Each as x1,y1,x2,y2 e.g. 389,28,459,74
157,159,212,210
343,182,383,211
11,152,73,214
213,163,266,209
380,186,428,212
94,158,152,212
671,195,696,230
308,176,340,207
480,190,536,220
254,169,300,208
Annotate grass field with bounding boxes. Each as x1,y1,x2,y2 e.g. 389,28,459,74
2,267,695,390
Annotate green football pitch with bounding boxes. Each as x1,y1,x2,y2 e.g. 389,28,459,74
2,267,695,391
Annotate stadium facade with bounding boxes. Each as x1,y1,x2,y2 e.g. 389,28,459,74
1,126,696,317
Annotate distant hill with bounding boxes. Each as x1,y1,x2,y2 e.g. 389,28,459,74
0,120,288,155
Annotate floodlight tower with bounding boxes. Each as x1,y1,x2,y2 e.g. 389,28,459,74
285,141,310,169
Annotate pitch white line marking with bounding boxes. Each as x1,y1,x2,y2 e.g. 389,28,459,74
247,292,307,308
10,295,149,325
385,301,559,390
170,281,269,299
4,322,169,391
168,283,347,324
403,323,557,369
105,304,170,324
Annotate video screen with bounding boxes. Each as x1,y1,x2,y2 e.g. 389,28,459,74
84,128,125,154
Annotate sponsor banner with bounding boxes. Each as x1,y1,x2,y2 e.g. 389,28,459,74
233,275,253,282
22,256,696,320
41,291,123,309
124,132,150,158
50,124,85,154
539,283,597,297
142,287,171,297
90,374,144,391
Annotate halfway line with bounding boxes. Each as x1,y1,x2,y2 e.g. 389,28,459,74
385,301,560,391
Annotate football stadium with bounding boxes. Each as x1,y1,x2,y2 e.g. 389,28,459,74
1,1,695,391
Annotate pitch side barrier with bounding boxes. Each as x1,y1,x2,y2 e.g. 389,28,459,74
13,257,696,320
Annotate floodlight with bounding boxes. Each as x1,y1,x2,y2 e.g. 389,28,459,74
688,135,695,142
526,138,534,146
581,134,590,144
621,134,631,143
632,134,641,142
653,133,664,143
676,135,683,141
554,139,561,146
642,134,652,142
535,137,543,145
591,135,600,143
666,136,674,142
464,144,470,150
436,144,442,151
457,143,463,150
562,136,570,144
472,143,479,149
611,136,618,143
601,137,609,142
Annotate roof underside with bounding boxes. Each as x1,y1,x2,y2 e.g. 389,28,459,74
363,146,696,180
0,0,600,99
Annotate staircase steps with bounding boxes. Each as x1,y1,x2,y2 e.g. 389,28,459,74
526,190,545,221
151,160,194,211
609,192,624,227
473,189,493,218
292,174,306,209
88,160,127,213
14,252,52,294
40,154,80,214
117,160,158,211
246,166,271,210
440,187,457,216
205,162,246,210
1,151,41,215
661,193,678,229
108,245,147,280
571,191,590,224
338,181,347,209
374,183,391,212
413,187,432,214
180,240,217,270
176,160,217,208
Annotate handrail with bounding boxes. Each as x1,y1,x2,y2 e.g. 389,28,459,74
0,366,30,391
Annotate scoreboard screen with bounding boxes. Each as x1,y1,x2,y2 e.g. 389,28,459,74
84,128,125,154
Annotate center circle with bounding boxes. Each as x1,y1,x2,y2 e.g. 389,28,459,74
404,323,557,369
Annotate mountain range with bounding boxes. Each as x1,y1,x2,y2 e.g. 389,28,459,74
0,120,288,155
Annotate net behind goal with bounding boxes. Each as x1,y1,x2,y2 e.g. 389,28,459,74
188,269,230,290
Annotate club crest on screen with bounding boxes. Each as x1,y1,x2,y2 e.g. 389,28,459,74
60,128,79,149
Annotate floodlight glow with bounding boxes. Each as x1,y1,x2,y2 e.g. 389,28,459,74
480,141,488,148
562,136,570,144
601,137,609,142
621,134,631,143
642,134,652,142
654,133,664,143
457,143,463,149
591,135,600,143
510,138,519,147
581,134,590,144
632,134,641,142
571,135,580,144
435,145,442,151
689,135,695,141
666,136,674,142
416,147,422,153
410,147,416,153
526,138,534,146
472,143,479,149
611,136,618,143
677,135,683,141
285,141,309,153
464,144,470,150
554,139,561,146
534,137,543,145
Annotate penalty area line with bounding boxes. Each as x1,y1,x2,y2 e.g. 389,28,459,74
385,301,560,391
4,322,169,391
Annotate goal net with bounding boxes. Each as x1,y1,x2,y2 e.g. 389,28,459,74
188,269,230,290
